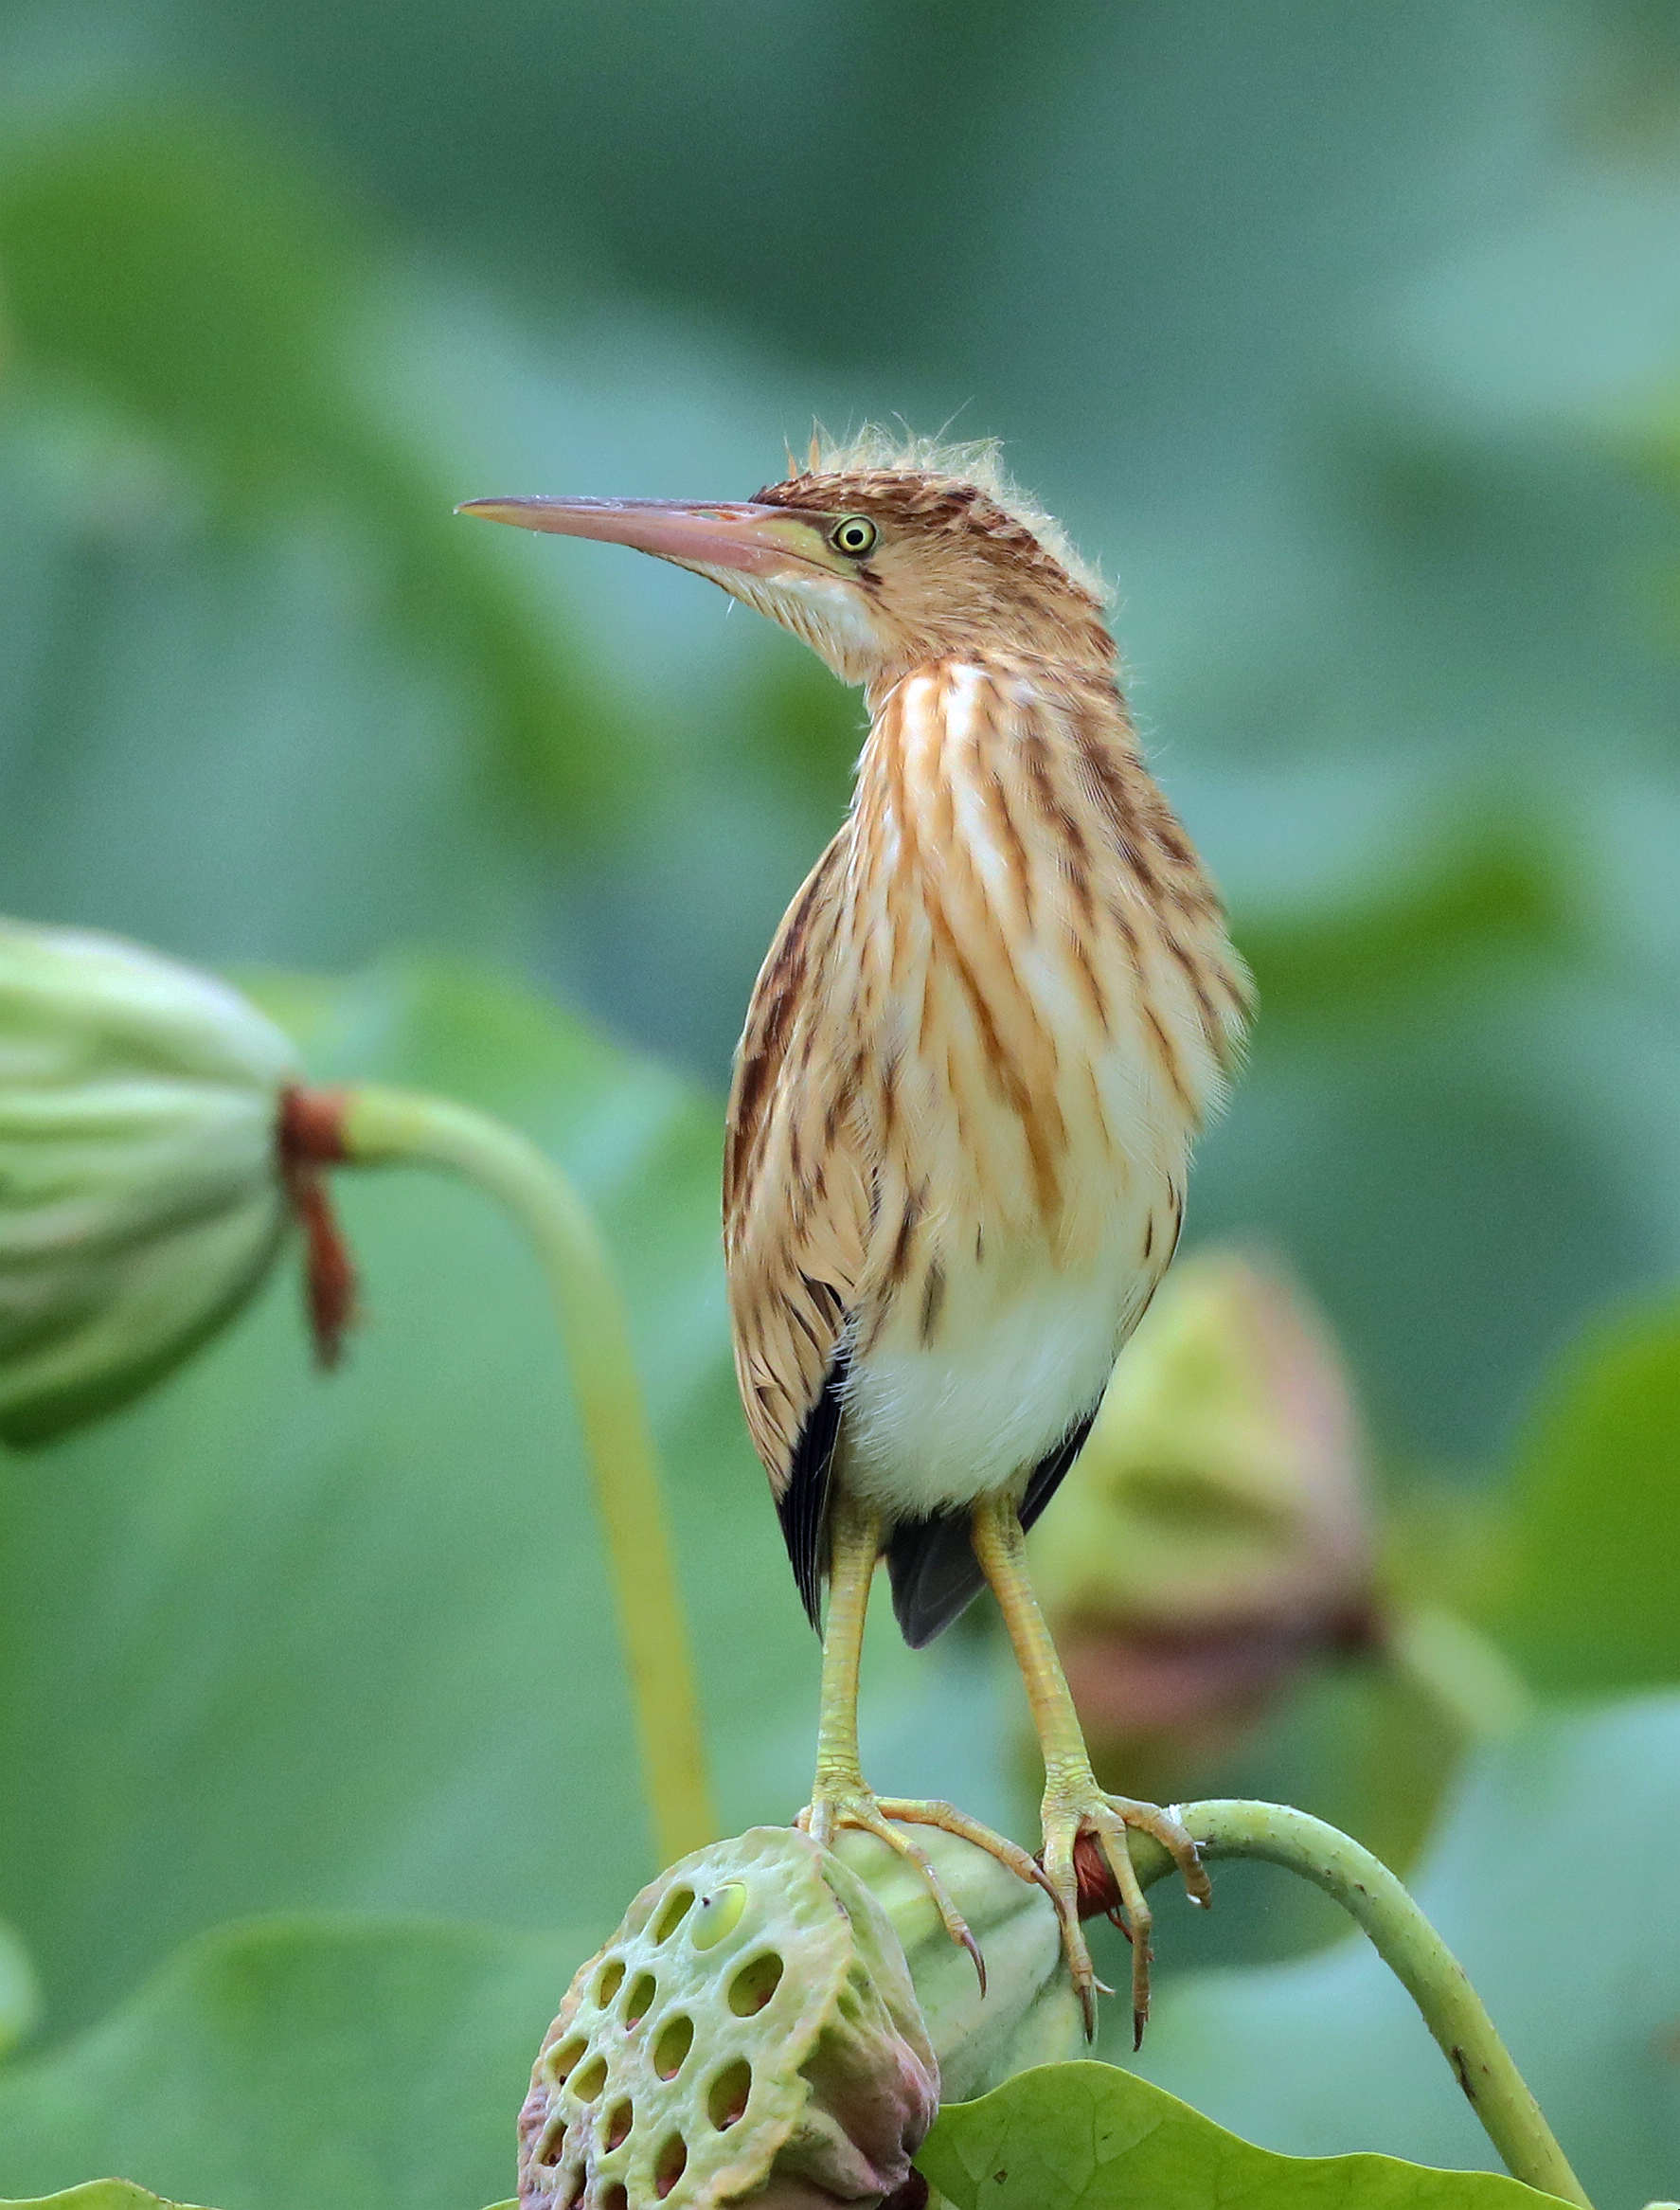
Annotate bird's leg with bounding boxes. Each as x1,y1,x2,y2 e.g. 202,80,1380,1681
971,1492,1212,2044
796,1493,1049,1992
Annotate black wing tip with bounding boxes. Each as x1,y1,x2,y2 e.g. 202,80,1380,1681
777,1351,849,1633
795,1563,824,1635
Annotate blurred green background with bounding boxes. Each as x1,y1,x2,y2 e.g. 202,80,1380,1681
2,2,1679,2205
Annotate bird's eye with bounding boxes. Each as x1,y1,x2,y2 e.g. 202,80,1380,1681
829,515,878,558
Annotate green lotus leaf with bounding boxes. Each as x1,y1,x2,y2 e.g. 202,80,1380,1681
2,2186,214,2208
918,2060,1574,2209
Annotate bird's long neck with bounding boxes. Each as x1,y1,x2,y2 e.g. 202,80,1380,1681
857,647,1176,898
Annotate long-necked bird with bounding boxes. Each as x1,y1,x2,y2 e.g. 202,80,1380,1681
461,431,1251,2037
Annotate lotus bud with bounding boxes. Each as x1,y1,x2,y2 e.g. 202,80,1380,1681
0,921,350,1446
517,1827,938,2210
832,1827,1082,2101
1029,1251,1376,1788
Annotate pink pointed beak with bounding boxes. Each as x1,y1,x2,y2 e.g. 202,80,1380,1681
456,494,819,576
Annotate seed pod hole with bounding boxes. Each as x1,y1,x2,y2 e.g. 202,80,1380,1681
688,1881,748,1951
652,2013,693,2079
569,2053,608,2103
706,2057,753,2130
727,1950,784,2016
546,2035,588,2084
624,1971,657,2026
601,2096,634,2151
652,1887,695,1942
654,2134,688,2199
600,2186,628,2210
595,1956,625,2006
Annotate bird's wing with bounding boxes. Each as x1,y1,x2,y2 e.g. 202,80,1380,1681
724,829,874,1626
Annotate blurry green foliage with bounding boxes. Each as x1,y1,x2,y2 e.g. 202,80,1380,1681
7,110,638,818
1496,1296,1680,1690
0,114,630,922
1237,815,1577,1033
0,1917,577,2209
0,1920,38,2062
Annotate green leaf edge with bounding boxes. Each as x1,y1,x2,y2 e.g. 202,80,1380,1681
918,2060,1578,2210
1,2186,215,2209
1,2193,514,2210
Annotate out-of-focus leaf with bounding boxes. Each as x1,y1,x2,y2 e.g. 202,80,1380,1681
0,1915,578,2210
1238,813,1577,1033
0,114,628,825
1494,1296,1680,1691
1119,1695,1680,2210
0,957,966,2041
0,1915,40,2059
1193,1022,1671,1463
920,2060,1570,2209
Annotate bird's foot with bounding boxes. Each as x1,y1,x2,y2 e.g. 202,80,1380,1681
796,1783,1053,1995
1039,1784,1211,2047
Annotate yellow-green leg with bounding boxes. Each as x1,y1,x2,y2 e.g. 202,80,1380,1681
971,1491,1211,2043
796,1491,1052,1991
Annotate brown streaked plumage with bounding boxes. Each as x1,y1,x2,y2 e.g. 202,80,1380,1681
460,429,1252,2042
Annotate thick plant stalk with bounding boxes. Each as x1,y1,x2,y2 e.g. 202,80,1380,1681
329,1082,716,1866
1120,1800,1589,2206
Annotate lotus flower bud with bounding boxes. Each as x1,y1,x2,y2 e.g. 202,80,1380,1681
517,1827,938,2210
832,1827,1081,2102
0,921,341,1446
1029,1251,1376,1787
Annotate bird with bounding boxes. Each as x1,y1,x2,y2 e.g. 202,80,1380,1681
460,429,1252,2039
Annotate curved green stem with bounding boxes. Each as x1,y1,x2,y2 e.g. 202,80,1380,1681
337,1082,716,1866
1128,1800,1589,2205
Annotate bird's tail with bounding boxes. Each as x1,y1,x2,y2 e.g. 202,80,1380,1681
884,1405,1102,1647
885,1512,988,1647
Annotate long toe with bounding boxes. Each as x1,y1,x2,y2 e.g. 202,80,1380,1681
1107,1794,1212,1909
1039,1822,1101,2040
797,1788,988,1990
873,1796,1059,1901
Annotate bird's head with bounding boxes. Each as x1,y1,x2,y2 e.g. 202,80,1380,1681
460,431,1114,694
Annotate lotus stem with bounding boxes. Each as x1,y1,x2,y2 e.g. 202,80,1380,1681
1126,1800,1589,2205
331,1081,716,1866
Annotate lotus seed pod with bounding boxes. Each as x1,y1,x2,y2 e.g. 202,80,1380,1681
0,921,303,1445
832,1827,1082,2102
518,1826,938,2210
1029,1251,1376,1788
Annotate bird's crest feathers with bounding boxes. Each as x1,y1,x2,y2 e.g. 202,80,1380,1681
786,422,1109,605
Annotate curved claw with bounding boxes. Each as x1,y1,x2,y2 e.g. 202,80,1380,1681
1040,1791,1212,2045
